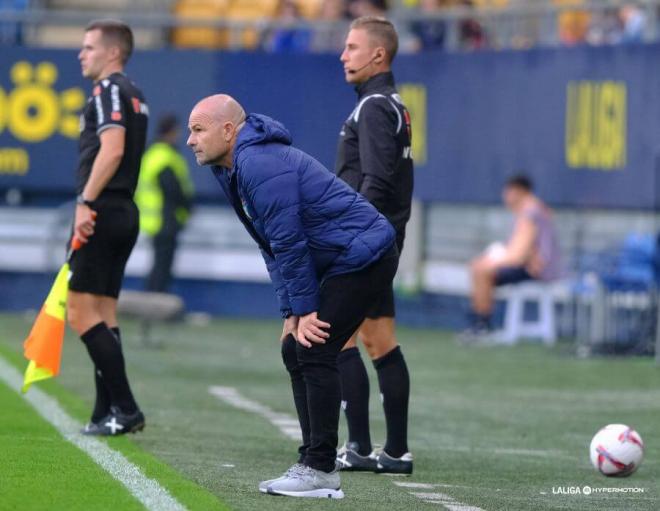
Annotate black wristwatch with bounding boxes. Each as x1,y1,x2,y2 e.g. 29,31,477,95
76,194,94,207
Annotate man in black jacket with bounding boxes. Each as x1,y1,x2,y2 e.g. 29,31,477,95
335,16,414,474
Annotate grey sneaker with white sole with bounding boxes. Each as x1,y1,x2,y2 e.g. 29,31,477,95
265,464,344,499
258,463,305,493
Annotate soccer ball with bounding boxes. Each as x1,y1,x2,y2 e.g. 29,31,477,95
589,424,644,477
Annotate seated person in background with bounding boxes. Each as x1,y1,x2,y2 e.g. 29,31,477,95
466,175,561,335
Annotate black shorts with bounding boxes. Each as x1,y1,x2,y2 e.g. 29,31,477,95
68,193,139,298
494,266,535,287
365,283,395,319
365,240,401,319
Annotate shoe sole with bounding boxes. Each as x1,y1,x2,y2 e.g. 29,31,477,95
375,466,413,475
130,421,146,434
337,458,377,472
266,488,345,499
83,420,146,437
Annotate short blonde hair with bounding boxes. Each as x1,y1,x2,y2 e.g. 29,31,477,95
350,16,398,63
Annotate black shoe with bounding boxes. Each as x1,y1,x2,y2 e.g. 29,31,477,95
375,450,414,475
82,407,145,436
336,442,378,472
80,421,105,435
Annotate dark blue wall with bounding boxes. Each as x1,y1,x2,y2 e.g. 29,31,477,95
1,45,659,208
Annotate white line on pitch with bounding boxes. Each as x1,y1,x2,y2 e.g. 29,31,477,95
395,481,501,491
0,355,186,511
208,386,302,441
410,492,486,511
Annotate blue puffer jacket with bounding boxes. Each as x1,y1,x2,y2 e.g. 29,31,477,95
212,114,395,317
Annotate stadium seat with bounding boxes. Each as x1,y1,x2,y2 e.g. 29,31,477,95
496,281,559,345
226,0,279,49
171,0,231,49
295,0,322,19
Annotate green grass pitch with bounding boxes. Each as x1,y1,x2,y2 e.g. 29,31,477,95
1,311,659,510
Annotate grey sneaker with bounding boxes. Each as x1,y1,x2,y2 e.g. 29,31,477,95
258,463,305,493
266,464,344,499
337,442,378,472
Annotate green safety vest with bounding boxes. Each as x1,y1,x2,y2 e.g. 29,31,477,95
135,142,194,236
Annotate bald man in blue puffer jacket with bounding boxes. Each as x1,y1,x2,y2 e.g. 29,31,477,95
187,94,398,499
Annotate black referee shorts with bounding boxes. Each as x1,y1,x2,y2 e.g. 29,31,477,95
365,237,403,319
69,193,139,299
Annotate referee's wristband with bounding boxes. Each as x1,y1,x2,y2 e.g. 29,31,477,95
76,194,94,207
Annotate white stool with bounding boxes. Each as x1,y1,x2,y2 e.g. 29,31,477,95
496,282,557,345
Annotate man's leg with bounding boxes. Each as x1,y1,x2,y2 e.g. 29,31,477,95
298,254,398,473
469,256,497,329
146,232,177,292
337,333,372,457
281,334,311,463
88,296,123,422
361,317,411,461
68,292,139,417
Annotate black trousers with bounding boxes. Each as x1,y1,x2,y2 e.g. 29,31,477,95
282,246,399,472
146,229,179,293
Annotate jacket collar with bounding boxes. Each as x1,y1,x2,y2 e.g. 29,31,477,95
355,71,395,99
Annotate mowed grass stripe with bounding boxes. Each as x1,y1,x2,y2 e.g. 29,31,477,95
0,355,186,511
0,343,230,511
0,369,145,511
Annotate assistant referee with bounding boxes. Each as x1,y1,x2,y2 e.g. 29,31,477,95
67,19,148,436
335,16,414,474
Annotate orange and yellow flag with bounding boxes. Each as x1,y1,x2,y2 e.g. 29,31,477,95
22,262,70,393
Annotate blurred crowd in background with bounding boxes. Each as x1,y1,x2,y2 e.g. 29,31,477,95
0,0,655,52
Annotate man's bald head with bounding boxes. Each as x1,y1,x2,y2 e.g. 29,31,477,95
187,94,246,168
192,94,246,126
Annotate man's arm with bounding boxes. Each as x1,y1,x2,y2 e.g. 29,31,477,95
74,128,125,243
82,128,125,200
242,155,319,317
500,216,537,267
357,98,399,212
261,248,293,318
159,167,192,213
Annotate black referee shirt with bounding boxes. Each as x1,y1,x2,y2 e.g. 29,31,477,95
335,71,414,250
77,72,149,197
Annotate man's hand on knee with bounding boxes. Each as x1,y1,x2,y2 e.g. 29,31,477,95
281,316,299,342
296,312,330,348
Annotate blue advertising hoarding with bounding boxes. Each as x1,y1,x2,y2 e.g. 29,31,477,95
1,45,659,209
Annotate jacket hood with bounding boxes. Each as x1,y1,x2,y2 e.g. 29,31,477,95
234,114,292,162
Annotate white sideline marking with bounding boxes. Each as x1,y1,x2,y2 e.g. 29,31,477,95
0,356,186,511
396,481,501,492
395,482,437,489
438,445,567,458
411,492,485,511
208,386,302,441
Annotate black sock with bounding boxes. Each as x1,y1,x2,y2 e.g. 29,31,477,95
90,327,121,422
281,335,310,463
81,322,138,415
469,310,492,330
373,346,409,458
337,347,372,455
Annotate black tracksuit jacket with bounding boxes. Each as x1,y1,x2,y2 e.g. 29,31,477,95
335,71,414,251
